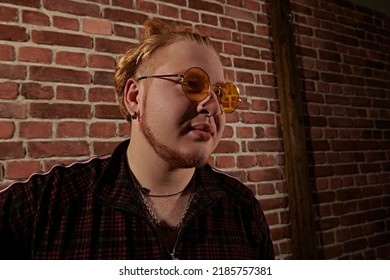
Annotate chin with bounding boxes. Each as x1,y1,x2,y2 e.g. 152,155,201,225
168,151,210,169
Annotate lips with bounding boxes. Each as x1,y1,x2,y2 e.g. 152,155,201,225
190,123,214,140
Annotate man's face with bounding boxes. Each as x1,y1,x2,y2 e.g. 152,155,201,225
137,41,227,168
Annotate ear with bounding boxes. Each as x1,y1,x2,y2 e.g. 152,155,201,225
124,78,139,116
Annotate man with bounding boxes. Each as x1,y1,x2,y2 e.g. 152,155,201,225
0,19,274,259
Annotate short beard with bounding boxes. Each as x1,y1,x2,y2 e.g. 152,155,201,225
138,105,208,169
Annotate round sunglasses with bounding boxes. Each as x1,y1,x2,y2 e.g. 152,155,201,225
137,67,240,113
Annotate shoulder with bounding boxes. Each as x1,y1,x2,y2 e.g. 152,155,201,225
0,139,131,213
202,165,260,210
0,155,111,208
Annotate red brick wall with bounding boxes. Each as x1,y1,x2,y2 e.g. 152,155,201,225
0,0,389,259
292,0,390,259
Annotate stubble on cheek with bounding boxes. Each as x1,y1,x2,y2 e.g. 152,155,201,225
138,94,210,168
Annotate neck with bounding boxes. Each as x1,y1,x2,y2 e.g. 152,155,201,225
127,137,195,196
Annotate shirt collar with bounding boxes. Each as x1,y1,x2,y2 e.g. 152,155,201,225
92,139,227,216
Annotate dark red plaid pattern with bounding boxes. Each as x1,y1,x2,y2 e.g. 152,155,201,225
0,140,274,259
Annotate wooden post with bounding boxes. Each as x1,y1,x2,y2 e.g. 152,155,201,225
269,0,318,259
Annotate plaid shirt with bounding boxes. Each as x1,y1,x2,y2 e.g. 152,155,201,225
0,140,274,259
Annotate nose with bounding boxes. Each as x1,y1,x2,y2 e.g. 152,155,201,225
196,88,223,117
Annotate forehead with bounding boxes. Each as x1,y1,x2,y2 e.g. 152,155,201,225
153,41,224,81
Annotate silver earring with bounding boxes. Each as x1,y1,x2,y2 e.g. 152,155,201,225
131,112,137,120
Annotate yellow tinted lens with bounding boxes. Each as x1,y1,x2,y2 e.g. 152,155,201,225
182,68,210,102
220,82,239,113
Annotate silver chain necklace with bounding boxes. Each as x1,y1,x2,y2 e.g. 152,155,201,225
129,169,195,230
140,191,194,230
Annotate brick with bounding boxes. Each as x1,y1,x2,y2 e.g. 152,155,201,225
103,8,148,25
181,9,199,23
95,38,134,54
306,116,327,127
53,16,79,31
19,121,52,139
112,0,135,9
94,104,122,119
200,10,217,24
0,45,14,61
251,99,268,111
1,0,39,7
159,4,179,18
328,117,353,127
28,141,89,158
225,112,239,124
214,140,240,153
323,244,343,259
260,74,276,86
45,0,100,17
0,23,28,41
56,86,86,101
88,54,115,69
312,165,334,177
357,140,380,150
18,46,52,64
248,168,281,182
5,160,41,180
113,24,137,38
245,86,277,98
257,183,276,196
30,103,91,119
331,140,357,151
134,0,157,13
30,66,91,84
0,121,15,139
321,73,346,84
32,30,92,49
225,6,256,21
314,191,336,204
224,42,242,56
22,10,50,26
234,58,265,71
88,87,116,102
93,141,122,155
55,51,86,68
258,196,288,211
118,122,131,137
237,21,255,33
0,6,18,22
0,102,26,119
93,71,114,86
241,112,275,124
237,155,256,168
83,18,112,35
236,127,253,138
310,140,330,151
215,155,235,168
21,83,54,99
244,47,260,59
221,125,234,138
0,64,27,80
188,0,223,13
196,25,231,41
0,82,18,99
89,122,116,138
56,122,86,138
0,142,25,160
343,238,368,253
242,34,270,49
247,140,282,152
256,154,276,167
236,71,254,83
